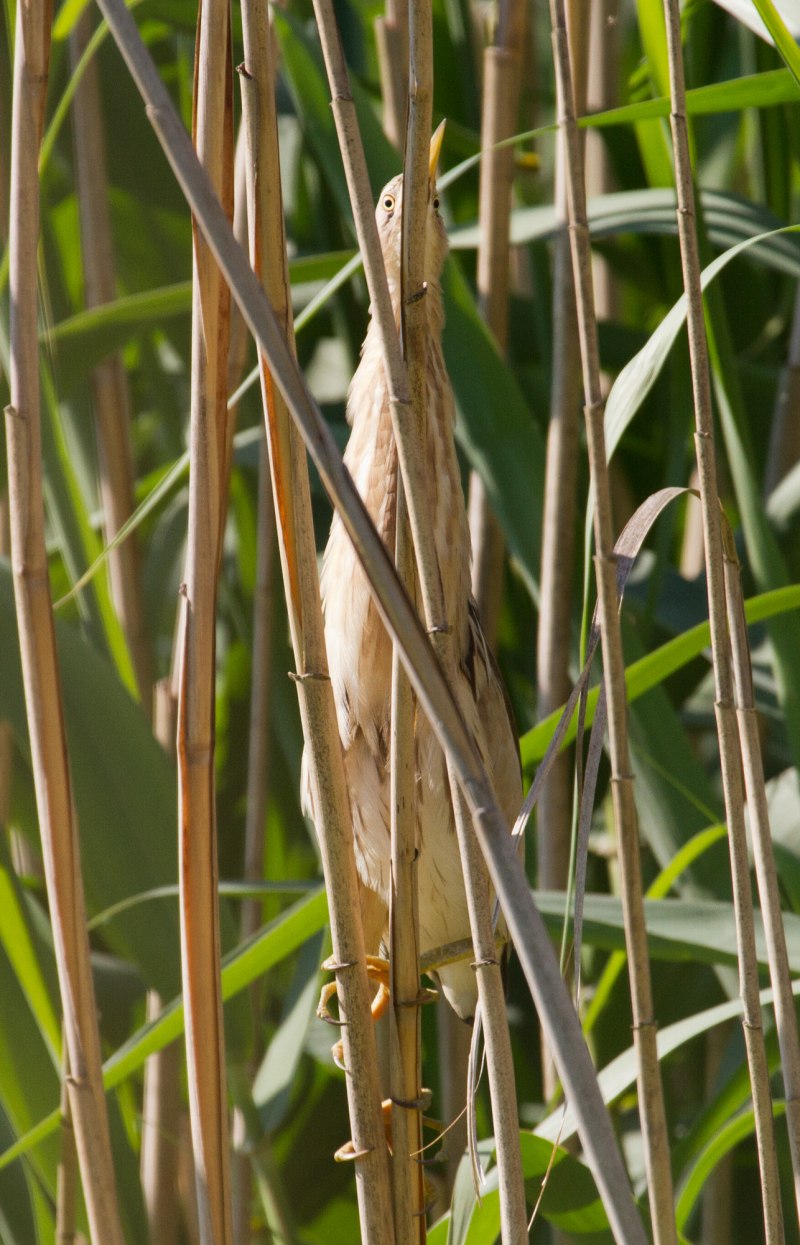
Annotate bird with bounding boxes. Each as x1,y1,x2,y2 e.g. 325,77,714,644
307,124,521,1024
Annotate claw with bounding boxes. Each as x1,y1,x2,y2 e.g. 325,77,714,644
318,955,392,1065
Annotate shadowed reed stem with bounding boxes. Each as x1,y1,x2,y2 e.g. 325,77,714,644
547,0,677,1237
7,0,125,1237
662,0,786,1238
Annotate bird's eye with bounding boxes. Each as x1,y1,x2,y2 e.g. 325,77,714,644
433,196,440,211
382,194,395,212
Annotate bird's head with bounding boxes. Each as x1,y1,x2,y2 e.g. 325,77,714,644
374,121,448,298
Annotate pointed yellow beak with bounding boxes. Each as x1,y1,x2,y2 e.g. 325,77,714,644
429,120,446,182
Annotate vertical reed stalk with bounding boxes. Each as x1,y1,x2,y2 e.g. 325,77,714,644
6,0,124,1238
389,496,426,1243
89,6,648,1232
55,1041,78,1245
548,0,677,1238
536,0,583,1104
661,0,785,1239
230,128,277,1244
237,6,395,1241
141,681,183,1245
69,5,153,707
375,0,408,149
469,0,526,648
723,522,800,1227
387,9,433,1238
177,0,235,1236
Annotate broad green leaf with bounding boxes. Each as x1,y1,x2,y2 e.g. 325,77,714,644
520,585,800,766
532,892,800,973
442,258,543,601
0,860,60,1062
676,1103,787,1231
0,563,180,997
583,824,728,1033
0,889,328,1171
450,189,800,282
40,369,139,697
581,68,800,126
603,223,800,464
537,979,800,1146
750,0,800,86
0,939,61,1208
254,931,325,1132
446,1133,611,1244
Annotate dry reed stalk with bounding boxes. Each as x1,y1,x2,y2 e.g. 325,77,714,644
389,500,426,1243
375,0,408,149
6,0,125,1239
0,500,11,843
176,0,235,1236
548,0,678,1238
536,4,583,1098
723,522,800,1225
386,9,433,1239
468,0,527,649
585,0,619,332
90,6,649,1232
141,680,183,1245
69,5,153,707
237,7,395,1240
55,1040,78,1245
230,128,276,1245
661,0,786,1239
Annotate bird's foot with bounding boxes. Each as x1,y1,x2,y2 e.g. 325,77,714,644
317,954,393,1066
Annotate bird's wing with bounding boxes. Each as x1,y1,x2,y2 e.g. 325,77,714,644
462,598,523,829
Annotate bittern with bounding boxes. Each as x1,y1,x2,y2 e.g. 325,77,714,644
308,125,521,1023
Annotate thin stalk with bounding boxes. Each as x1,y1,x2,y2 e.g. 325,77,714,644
91,5,648,1233
661,0,786,1239
387,7,436,1241
375,0,408,148
536,0,581,971
55,1041,78,1245
723,521,800,1226
69,5,153,707
177,0,235,1236
6,0,124,1239
141,680,182,1245
410,4,530,1230
468,0,527,647
239,401,275,953
389,490,426,1244
401,2,525,1236
230,126,272,1245
548,0,677,1238
237,7,395,1241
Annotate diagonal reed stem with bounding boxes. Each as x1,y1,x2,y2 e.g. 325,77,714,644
547,0,677,1238
89,4,648,1234
661,0,786,1239
6,0,125,1239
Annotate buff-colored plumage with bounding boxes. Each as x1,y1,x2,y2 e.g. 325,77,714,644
308,156,521,1022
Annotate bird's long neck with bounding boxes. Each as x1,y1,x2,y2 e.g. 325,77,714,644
345,277,471,654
